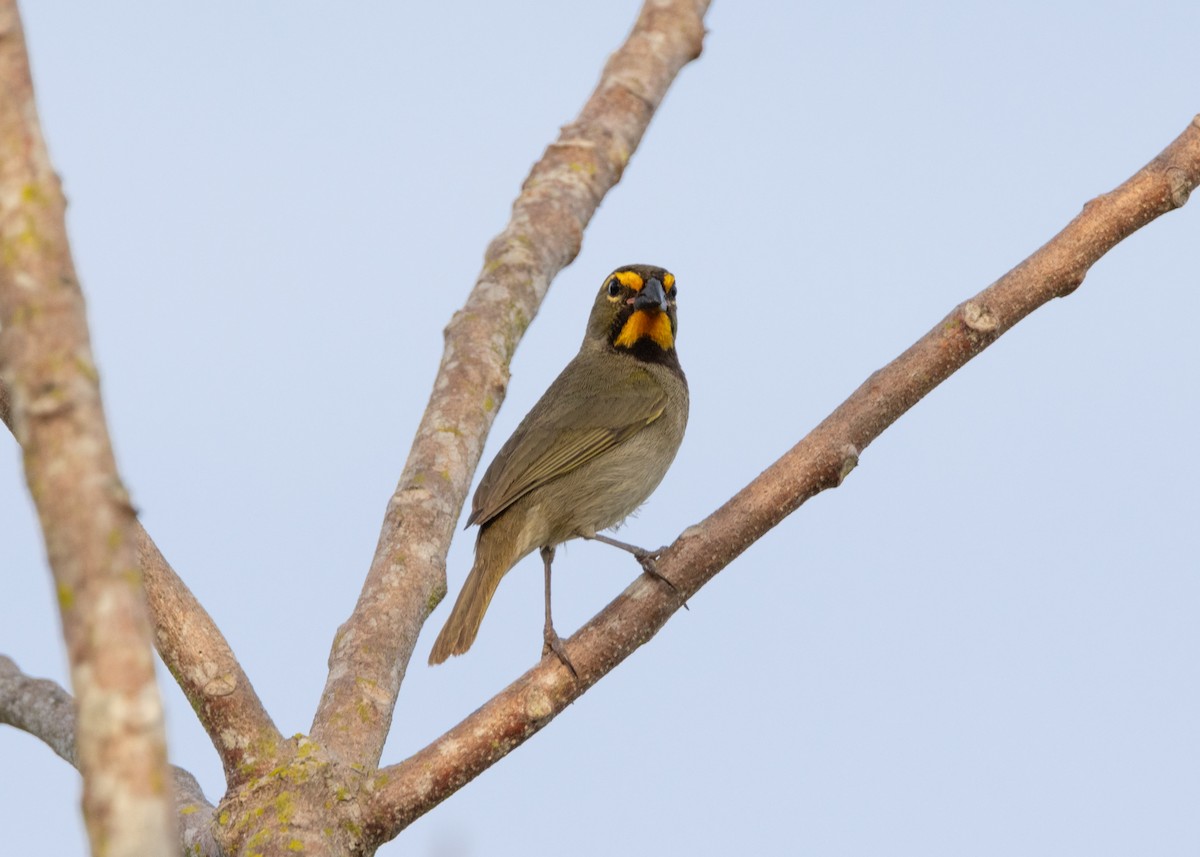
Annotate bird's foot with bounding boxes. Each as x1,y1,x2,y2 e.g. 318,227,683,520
582,532,688,608
632,545,671,585
542,627,578,679
632,546,688,610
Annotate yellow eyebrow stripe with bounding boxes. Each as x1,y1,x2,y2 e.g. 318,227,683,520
613,270,675,292
614,270,644,290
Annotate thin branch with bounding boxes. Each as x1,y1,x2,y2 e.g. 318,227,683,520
361,116,1200,844
172,768,222,857
0,386,285,787
0,3,176,855
0,63,281,810
137,529,285,786
0,655,76,766
311,0,711,768
0,656,223,857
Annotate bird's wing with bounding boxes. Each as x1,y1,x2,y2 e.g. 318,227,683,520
467,368,666,528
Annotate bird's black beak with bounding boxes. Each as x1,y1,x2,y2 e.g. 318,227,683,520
633,277,668,312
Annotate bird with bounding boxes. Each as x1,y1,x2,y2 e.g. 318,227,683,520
428,264,689,675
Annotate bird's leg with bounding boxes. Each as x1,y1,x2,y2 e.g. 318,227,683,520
540,545,578,679
581,532,685,603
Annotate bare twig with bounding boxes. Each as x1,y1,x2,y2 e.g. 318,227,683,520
0,656,223,857
0,3,176,855
311,0,712,769
137,530,285,786
172,768,223,857
0,50,280,810
361,116,1200,843
0,655,76,766
0,383,285,787
5,382,285,790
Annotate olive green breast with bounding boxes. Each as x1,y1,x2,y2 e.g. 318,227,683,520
470,344,687,556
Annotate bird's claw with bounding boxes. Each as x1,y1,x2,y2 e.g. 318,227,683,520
634,547,688,610
542,628,578,679
633,545,666,574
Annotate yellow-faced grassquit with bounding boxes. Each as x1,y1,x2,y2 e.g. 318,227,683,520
428,264,688,673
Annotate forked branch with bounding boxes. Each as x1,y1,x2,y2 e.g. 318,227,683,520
0,656,222,857
0,3,175,854
311,0,712,770
1,389,286,787
2,352,285,789
360,116,1200,844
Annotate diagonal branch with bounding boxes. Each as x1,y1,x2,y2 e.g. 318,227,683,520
0,66,282,804
360,116,1200,845
136,530,285,786
0,655,76,767
1,387,286,787
0,3,176,855
0,656,223,857
311,0,711,768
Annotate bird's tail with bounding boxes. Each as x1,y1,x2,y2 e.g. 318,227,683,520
428,531,520,664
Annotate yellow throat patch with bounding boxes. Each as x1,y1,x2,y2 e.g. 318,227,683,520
614,309,674,350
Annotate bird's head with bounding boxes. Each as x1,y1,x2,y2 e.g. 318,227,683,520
586,264,679,360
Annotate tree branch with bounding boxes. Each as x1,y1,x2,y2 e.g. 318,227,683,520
1,386,286,787
0,56,282,807
0,3,176,855
0,655,76,766
361,115,1200,845
0,656,223,857
137,529,285,786
172,768,223,857
0,368,10,425
311,0,711,769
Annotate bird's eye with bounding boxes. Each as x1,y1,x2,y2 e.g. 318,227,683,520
607,279,621,297
667,285,677,300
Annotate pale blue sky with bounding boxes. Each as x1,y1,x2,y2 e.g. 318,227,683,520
3,3,1199,855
